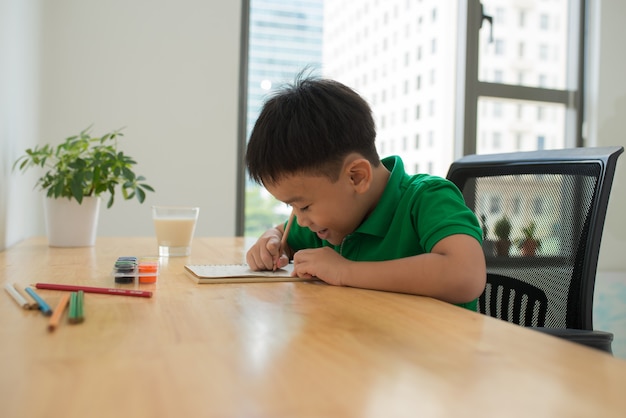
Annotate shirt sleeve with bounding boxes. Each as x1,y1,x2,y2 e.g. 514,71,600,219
411,177,483,253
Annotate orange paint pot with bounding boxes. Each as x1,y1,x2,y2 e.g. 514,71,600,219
138,259,159,284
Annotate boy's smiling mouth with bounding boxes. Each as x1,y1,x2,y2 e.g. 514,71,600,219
315,228,330,240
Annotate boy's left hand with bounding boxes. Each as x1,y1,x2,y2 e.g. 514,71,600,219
292,247,350,285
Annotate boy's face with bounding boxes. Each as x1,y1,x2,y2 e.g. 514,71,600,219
265,169,369,246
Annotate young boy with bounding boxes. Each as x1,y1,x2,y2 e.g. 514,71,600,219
245,76,486,310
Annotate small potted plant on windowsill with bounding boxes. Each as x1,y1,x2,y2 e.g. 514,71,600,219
493,215,512,257
13,126,155,247
516,221,541,257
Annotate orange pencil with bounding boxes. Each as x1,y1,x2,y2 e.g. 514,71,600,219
48,293,71,332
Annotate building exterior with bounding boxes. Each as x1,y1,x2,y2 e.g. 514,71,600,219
322,0,568,177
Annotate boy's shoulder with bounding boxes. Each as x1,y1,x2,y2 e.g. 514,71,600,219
380,155,458,201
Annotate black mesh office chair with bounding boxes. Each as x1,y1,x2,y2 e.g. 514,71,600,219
446,146,623,353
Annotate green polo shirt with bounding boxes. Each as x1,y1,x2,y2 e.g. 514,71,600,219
286,155,483,310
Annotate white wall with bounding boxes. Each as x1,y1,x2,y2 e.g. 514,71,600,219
1,0,242,251
0,0,43,250
587,0,626,272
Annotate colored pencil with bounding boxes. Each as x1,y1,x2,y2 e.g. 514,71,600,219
33,283,153,298
281,210,295,249
25,287,53,316
4,283,30,309
13,283,39,309
68,291,85,324
48,293,71,332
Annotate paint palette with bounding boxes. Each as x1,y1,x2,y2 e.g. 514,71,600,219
112,256,159,284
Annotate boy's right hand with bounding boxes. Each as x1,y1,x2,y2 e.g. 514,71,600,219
246,228,289,271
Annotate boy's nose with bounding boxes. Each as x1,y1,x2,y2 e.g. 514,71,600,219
296,214,311,228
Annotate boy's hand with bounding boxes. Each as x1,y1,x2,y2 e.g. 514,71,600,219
246,228,289,271
292,247,349,285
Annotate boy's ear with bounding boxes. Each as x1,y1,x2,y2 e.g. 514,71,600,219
346,158,373,193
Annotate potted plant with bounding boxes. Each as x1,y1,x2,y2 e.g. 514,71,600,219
517,221,541,257
13,126,154,247
493,215,512,257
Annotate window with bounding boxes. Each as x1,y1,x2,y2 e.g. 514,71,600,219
512,196,522,215
492,132,502,148
537,135,546,150
239,0,585,236
489,195,503,214
493,102,503,118
532,196,545,215
540,44,549,60
460,0,582,158
540,14,550,30
494,39,505,55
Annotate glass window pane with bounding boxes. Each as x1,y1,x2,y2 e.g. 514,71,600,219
479,0,569,89
476,98,566,154
322,1,460,177
245,0,324,237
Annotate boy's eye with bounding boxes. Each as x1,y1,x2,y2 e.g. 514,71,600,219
285,203,309,212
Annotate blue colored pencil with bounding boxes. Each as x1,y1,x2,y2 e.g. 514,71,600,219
25,287,53,316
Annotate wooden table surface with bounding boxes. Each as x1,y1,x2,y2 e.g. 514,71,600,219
1,237,626,418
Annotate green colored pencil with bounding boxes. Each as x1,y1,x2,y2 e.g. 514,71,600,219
69,291,84,324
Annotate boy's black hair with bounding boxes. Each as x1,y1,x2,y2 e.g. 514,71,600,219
246,75,379,185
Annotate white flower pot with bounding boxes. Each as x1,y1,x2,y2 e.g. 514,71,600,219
44,196,101,247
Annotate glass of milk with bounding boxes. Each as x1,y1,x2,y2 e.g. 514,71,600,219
152,206,200,257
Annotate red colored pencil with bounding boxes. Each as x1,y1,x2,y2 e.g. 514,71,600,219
34,283,153,298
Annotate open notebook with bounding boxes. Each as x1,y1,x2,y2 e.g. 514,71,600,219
184,263,312,284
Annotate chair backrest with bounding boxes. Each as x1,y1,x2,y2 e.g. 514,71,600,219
446,147,623,330
480,274,548,327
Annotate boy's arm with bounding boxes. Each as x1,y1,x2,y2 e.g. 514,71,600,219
292,234,486,304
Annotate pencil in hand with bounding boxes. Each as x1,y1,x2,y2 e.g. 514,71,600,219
275,211,295,271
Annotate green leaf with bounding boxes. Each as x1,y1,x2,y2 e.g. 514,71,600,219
71,176,84,202
136,187,146,203
122,167,135,181
54,181,64,198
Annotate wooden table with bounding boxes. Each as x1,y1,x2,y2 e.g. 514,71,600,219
1,237,626,418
